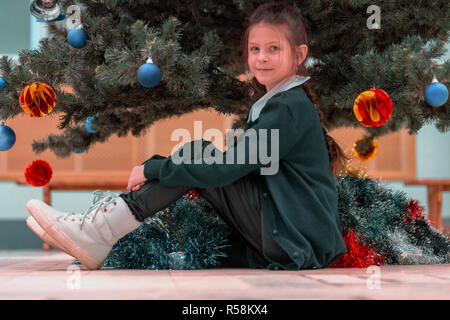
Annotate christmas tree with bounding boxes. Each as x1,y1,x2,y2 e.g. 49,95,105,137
0,0,448,156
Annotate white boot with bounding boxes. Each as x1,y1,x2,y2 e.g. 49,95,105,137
27,216,69,253
26,190,142,270
26,190,112,254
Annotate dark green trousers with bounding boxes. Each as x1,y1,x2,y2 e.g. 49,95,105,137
119,174,271,268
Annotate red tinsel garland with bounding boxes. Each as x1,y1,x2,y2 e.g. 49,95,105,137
404,200,424,224
24,160,53,187
187,189,200,199
328,228,386,268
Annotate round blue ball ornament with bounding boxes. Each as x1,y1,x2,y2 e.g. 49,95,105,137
0,123,16,151
84,116,98,134
424,76,448,107
68,28,88,49
0,77,6,89
137,63,162,88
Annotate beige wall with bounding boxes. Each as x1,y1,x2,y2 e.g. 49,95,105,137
0,109,415,181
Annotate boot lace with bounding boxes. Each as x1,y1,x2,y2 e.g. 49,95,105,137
57,190,118,230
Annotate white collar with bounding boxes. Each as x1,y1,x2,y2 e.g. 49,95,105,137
247,75,311,123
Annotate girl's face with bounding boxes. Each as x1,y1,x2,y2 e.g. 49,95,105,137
247,23,308,92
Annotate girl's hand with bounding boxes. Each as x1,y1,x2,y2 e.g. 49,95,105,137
131,181,145,192
127,165,146,192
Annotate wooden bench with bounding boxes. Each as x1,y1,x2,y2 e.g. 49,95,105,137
12,175,450,251
403,179,450,232
15,175,129,250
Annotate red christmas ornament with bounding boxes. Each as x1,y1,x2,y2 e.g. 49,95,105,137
328,228,385,268
353,88,393,127
404,200,424,224
24,160,53,187
186,189,200,199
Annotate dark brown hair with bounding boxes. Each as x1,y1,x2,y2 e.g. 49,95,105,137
241,2,347,176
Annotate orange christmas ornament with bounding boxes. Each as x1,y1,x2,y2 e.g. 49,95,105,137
353,88,392,127
19,82,56,117
353,137,378,162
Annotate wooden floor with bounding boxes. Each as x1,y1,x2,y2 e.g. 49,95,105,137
0,250,449,300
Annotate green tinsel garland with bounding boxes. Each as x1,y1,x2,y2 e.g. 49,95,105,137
76,175,449,269
102,196,232,270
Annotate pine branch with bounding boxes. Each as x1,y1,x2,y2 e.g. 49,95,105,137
1,0,448,157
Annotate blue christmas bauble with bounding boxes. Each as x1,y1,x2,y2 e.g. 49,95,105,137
137,63,162,88
424,80,448,107
84,116,98,134
67,28,88,49
0,77,6,89
0,124,16,151
73,148,85,154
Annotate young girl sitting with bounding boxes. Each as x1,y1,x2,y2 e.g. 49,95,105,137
26,2,347,271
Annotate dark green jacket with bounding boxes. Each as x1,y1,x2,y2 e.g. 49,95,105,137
142,84,346,270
